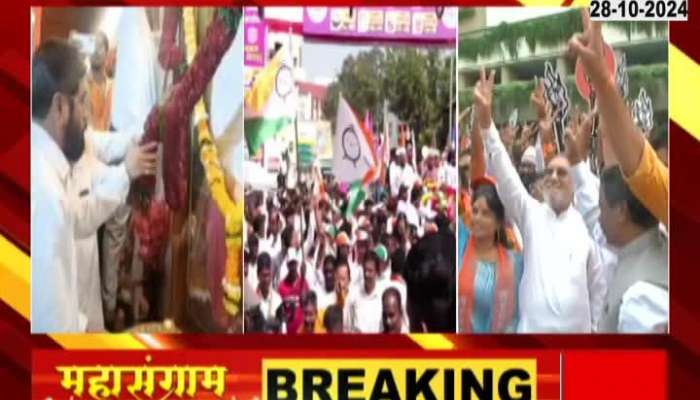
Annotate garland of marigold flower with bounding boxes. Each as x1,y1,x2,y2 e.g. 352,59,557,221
183,7,243,317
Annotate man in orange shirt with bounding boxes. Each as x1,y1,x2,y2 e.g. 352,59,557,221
569,9,668,227
88,31,112,131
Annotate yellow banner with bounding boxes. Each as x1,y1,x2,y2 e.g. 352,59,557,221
263,358,537,400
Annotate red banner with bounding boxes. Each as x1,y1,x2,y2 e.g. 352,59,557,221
32,348,668,399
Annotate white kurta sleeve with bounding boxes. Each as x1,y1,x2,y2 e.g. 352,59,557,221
482,122,537,229
31,185,81,332
572,160,601,236
86,129,141,165
586,240,606,332
73,162,130,238
618,281,668,333
303,208,316,257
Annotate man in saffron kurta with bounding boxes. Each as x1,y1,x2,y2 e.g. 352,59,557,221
87,32,112,131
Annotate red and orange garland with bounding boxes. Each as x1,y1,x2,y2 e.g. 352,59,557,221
182,7,243,317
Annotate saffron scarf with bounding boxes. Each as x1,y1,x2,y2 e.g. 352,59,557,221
458,236,515,333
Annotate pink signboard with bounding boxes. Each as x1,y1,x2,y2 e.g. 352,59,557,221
244,7,267,68
303,7,457,46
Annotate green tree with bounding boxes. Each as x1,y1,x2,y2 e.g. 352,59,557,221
322,47,386,130
384,48,453,149
323,47,454,149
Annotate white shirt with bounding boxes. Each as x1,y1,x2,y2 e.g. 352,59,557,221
112,7,160,134
389,162,416,197
85,128,140,164
70,147,130,332
397,200,420,230
440,163,458,190
31,122,84,332
571,161,668,333
246,262,259,294
257,287,282,322
483,123,605,333
314,286,336,310
619,281,668,333
348,282,386,333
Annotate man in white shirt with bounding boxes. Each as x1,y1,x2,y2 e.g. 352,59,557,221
32,39,156,333
473,68,605,333
313,255,336,310
349,252,385,333
389,148,416,198
30,40,100,332
255,253,282,323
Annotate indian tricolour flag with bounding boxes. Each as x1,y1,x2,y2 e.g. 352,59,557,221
244,48,297,156
333,95,380,218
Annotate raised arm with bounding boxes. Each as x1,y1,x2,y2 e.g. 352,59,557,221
470,109,487,181
569,8,668,226
474,68,536,228
72,160,128,238
566,112,601,234
586,238,606,332
73,142,157,238
86,128,142,165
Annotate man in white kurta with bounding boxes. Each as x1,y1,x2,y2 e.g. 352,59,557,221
31,38,154,333
32,122,84,332
32,39,93,332
389,148,416,198
482,122,605,333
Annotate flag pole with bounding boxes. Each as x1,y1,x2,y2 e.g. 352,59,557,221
289,26,305,265
447,51,455,152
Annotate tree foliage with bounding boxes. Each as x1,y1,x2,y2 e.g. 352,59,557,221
323,47,455,149
459,9,667,61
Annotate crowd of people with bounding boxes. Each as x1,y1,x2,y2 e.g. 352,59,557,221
31,7,668,335
243,138,457,334
458,9,668,334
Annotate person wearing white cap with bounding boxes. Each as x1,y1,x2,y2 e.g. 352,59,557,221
518,145,538,194
389,147,416,197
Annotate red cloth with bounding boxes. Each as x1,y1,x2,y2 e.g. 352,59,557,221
278,276,309,334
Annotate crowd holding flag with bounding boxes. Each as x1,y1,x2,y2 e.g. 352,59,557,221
244,62,457,334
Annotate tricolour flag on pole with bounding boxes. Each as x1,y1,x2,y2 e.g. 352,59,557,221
334,96,379,218
333,95,378,185
244,48,297,156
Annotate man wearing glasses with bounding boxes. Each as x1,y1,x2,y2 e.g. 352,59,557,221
472,67,605,333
